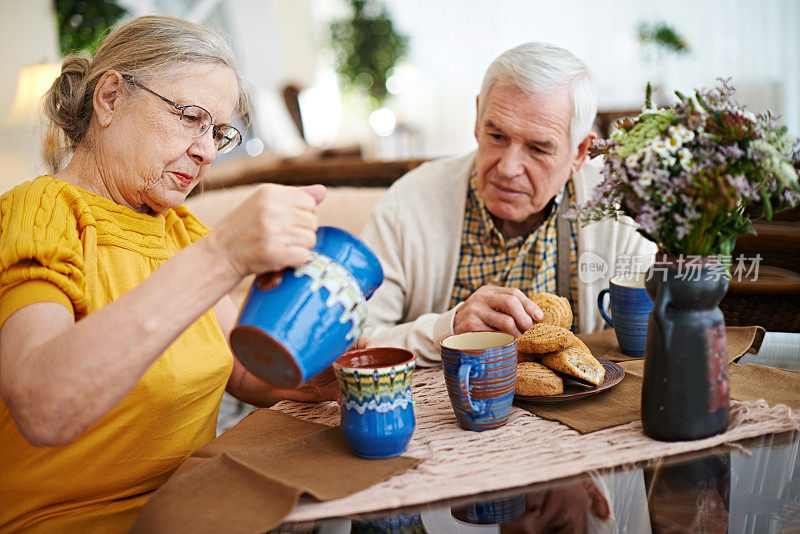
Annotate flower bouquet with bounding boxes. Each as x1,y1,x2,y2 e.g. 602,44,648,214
575,79,800,258
574,80,800,441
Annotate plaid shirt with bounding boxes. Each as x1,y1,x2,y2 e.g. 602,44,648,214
449,169,579,330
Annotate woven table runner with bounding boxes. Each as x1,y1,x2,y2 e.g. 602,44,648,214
274,367,800,523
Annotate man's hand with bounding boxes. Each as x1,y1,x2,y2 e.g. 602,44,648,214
454,286,544,337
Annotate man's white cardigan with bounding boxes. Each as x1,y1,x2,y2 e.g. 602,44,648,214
360,151,657,366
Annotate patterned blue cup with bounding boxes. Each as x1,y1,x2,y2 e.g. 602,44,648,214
451,494,526,525
334,347,416,459
440,332,517,432
230,226,383,388
350,512,425,534
597,273,654,357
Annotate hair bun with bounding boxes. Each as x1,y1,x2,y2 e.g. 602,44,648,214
42,56,94,170
59,56,91,80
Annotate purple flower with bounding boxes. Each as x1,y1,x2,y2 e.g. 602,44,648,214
571,79,800,255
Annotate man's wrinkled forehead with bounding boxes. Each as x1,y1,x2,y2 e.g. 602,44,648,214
479,84,572,133
478,80,570,119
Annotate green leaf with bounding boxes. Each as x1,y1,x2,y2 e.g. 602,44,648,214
761,184,773,220
695,93,713,113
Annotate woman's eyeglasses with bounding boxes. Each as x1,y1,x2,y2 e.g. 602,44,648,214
123,75,243,154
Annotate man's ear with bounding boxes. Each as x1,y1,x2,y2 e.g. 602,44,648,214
474,95,480,142
93,71,126,128
570,131,598,174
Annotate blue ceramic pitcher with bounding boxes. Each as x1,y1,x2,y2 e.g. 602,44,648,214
230,226,383,388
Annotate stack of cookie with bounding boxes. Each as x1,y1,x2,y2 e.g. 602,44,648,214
529,293,573,330
515,294,606,397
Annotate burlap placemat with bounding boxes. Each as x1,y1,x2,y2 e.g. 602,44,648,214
517,373,644,434
132,409,421,533
577,326,765,362
613,359,800,411
271,368,799,524
729,365,800,409
519,326,792,434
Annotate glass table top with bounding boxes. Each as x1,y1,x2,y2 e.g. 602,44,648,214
270,332,800,533
273,430,800,533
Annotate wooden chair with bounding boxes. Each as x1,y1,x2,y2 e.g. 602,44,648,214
279,83,362,159
594,109,640,139
722,221,800,332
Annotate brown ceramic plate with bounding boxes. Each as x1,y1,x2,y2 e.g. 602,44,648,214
514,358,624,405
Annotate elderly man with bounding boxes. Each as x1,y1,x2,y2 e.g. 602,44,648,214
360,42,656,365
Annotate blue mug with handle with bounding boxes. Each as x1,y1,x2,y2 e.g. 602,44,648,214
597,273,654,357
230,226,383,388
451,494,526,525
440,332,517,431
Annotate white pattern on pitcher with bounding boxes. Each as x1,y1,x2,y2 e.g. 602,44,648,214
294,251,366,341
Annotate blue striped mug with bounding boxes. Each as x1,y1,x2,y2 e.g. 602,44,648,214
441,332,517,431
597,273,654,358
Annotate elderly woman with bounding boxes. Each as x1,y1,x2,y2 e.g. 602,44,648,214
0,15,353,533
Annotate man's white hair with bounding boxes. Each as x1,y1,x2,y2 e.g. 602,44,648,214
478,42,598,151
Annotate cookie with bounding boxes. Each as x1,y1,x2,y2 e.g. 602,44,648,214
516,361,564,396
572,337,591,354
541,345,606,386
530,292,573,330
517,323,576,354
517,350,540,363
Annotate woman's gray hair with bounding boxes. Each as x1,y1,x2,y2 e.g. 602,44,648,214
478,42,597,151
42,15,252,171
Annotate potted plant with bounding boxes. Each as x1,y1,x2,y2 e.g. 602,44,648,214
637,22,690,57
328,0,409,110
328,0,409,146
574,80,800,440
55,0,127,55
637,21,690,106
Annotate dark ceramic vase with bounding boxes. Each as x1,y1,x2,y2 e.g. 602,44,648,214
642,258,730,441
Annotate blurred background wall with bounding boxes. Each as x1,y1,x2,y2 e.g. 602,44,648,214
380,0,799,157
0,0,797,191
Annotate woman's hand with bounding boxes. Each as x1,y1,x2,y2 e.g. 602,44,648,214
288,337,376,403
294,367,339,403
207,183,326,278
354,335,377,350
226,336,381,407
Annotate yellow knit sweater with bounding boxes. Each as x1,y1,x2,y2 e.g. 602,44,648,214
0,176,233,533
